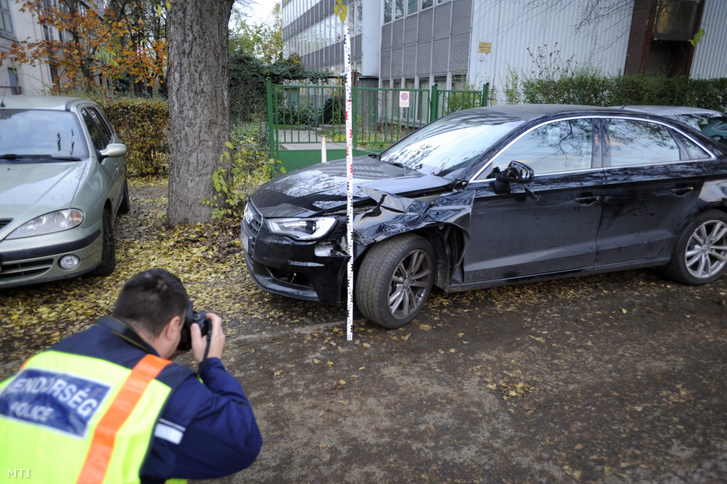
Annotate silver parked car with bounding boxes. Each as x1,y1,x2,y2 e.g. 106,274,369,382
0,96,129,288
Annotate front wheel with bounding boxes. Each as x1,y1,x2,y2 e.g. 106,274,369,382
91,209,116,277
355,234,434,329
118,179,131,214
665,210,727,285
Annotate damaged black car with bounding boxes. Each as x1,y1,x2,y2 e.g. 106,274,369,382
241,104,727,328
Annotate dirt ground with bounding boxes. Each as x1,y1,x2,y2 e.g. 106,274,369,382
3,181,727,483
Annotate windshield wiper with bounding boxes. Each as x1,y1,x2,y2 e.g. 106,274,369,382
0,153,53,160
0,153,80,161
50,155,82,161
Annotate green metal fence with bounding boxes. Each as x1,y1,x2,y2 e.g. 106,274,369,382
267,79,489,172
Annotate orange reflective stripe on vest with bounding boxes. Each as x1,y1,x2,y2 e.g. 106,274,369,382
76,354,171,483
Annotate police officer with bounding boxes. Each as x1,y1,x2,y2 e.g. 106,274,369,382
0,269,262,483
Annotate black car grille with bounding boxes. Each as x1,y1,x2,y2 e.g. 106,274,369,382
243,202,263,254
0,219,12,230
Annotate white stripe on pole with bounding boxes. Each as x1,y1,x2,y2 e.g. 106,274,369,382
344,24,354,341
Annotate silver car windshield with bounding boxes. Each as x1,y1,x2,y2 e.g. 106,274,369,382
379,114,523,178
0,109,88,160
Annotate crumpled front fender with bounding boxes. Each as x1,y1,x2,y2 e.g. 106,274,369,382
352,187,474,260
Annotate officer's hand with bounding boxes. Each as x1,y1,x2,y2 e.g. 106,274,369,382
190,312,225,362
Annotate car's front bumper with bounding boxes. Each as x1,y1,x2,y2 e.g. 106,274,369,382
0,224,103,289
241,204,348,304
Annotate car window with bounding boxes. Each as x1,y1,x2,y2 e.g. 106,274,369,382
605,119,707,166
0,109,89,158
81,108,109,150
379,112,523,178
87,107,113,142
485,118,593,176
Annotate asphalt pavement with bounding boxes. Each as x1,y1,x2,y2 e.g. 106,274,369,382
192,268,727,483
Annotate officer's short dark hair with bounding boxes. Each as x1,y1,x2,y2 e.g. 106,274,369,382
112,269,189,336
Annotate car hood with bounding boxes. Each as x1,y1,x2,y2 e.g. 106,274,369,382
0,161,86,220
251,156,454,218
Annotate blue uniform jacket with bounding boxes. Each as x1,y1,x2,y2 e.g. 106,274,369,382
51,319,262,483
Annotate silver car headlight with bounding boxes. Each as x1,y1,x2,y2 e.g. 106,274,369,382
7,209,85,239
267,217,336,241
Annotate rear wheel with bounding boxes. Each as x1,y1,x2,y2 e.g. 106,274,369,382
91,209,116,277
355,234,434,329
665,210,727,285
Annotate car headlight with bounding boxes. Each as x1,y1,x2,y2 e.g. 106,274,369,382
7,209,85,239
267,217,336,241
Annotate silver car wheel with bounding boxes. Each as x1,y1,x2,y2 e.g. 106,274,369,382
684,219,727,279
388,248,432,320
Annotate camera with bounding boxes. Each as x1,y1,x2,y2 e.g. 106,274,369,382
177,301,211,351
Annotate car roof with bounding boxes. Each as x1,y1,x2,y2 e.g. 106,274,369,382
446,104,648,124
617,105,723,117
0,95,90,111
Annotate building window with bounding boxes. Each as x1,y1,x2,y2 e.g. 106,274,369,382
384,0,392,23
653,0,700,41
0,0,13,34
395,0,404,19
7,67,19,94
408,0,418,15
452,74,467,90
422,0,433,8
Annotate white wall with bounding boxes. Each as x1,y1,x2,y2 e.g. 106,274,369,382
468,0,634,101
691,0,727,79
360,0,381,76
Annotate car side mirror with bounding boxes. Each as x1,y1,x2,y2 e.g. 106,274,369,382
490,161,539,200
99,143,128,160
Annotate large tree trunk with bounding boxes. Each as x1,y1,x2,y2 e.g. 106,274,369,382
167,0,234,225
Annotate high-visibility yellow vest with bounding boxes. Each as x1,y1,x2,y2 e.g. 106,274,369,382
0,350,186,484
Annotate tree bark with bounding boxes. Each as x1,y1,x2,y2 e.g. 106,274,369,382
167,0,234,225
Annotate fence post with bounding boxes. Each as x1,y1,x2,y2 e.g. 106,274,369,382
480,83,489,107
266,78,276,160
430,83,439,122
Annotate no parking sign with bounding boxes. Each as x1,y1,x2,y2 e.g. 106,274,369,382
399,91,410,108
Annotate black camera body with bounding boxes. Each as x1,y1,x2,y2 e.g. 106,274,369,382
177,301,211,351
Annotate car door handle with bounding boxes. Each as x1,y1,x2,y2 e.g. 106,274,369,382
671,186,694,196
575,195,601,206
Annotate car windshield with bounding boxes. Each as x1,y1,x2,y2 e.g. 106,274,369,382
0,109,88,160
379,111,523,178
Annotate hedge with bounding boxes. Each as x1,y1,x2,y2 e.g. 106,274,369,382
94,96,170,176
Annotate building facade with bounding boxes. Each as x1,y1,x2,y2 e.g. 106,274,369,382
281,0,727,97
0,0,63,95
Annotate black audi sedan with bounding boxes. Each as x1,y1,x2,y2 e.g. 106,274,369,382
242,104,727,328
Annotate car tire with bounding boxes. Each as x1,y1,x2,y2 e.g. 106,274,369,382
91,209,116,277
355,234,434,329
118,179,131,215
664,210,727,285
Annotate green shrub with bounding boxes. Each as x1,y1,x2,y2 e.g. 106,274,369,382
96,97,169,176
204,123,285,221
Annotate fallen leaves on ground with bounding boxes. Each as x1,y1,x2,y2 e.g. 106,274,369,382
0,176,253,375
